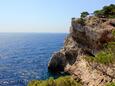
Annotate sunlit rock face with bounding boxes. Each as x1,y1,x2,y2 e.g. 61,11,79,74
48,16,115,86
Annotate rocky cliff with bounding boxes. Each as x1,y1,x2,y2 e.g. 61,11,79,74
48,16,115,86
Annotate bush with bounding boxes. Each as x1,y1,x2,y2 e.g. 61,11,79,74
93,4,115,18
28,76,82,86
80,12,89,18
95,51,113,65
94,10,104,18
85,41,115,65
112,30,115,36
106,82,115,86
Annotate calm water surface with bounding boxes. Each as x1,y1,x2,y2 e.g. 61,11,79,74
0,33,66,86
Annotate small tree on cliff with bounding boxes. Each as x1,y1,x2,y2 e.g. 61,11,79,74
77,11,89,26
81,11,89,18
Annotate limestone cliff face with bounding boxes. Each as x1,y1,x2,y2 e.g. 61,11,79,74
48,16,115,86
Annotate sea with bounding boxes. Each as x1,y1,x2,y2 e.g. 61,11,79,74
0,33,67,86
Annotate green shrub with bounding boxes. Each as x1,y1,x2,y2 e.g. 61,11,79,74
93,4,115,18
105,82,115,86
85,41,115,65
94,10,104,18
112,30,115,36
80,11,89,18
28,76,82,86
95,51,113,64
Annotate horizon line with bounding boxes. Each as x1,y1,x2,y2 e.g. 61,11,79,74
0,32,68,34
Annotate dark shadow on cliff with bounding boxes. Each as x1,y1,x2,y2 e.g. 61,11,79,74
48,69,70,79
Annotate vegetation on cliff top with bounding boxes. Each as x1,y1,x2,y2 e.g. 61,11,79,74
28,76,82,86
94,4,115,18
75,4,115,26
80,4,115,18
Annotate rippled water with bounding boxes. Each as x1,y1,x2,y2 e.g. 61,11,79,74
0,33,66,86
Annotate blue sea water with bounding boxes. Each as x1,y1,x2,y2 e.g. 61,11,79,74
0,33,66,86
